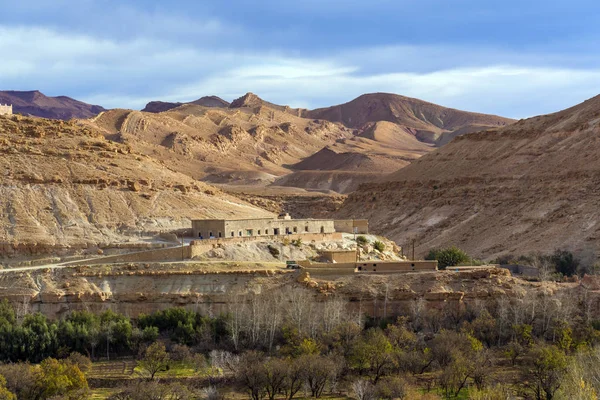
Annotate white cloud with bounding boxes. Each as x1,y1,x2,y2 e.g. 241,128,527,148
1,26,599,118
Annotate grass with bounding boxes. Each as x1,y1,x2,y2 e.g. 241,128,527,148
89,388,120,399
133,361,201,378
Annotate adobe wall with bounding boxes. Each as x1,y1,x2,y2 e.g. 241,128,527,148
70,245,193,265
192,218,336,239
303,260,438,274
321,250,357,263
191,220,226,238
356,260,438,273
334,219,369,234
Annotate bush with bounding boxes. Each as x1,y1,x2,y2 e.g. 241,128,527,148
267,245,280,258
425,246,470,270
550,249,579,277
356,236,368,246
292,239,302,247
373,241,385,252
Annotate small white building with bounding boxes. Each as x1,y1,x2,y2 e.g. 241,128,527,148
0,104,13,116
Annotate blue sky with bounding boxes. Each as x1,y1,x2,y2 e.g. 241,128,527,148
1,0,599,118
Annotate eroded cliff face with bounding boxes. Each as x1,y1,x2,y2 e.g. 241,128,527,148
0,264,589,320
0,115,273,257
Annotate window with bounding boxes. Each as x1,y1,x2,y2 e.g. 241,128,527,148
258,230,261,235
293,227,297,233
265,229,269,235
199,233,202,238
218,232,222,238
209,231,213,238
305,226,309,232
239,231,242,237
320,226,325,233
231,231,234,237
246,229,253,236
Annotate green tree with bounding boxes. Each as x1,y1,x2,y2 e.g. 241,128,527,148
0,376,15,400
35,358,88,399
524,344,568,400
351,329,397,383
137,342,170,381
425,246,470,270
551,249,579,277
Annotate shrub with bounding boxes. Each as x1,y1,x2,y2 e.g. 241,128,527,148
356,236,368,246
550,249,579,277
267,245,280,258
373,241,385,252
292,238,302,247
425,246,470,270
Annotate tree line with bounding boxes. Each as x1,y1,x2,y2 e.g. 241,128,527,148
0,282,600,399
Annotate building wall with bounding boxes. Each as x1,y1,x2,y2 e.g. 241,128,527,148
356,260,438,272
302,260,438,273
192,218,336,239
0,104,12,116
333,219,369,234
321,250,357,263
191,220,227,239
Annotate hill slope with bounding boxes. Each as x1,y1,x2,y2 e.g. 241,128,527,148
305,92,513,144
0,90,105,119
142,96,230,113
337,94,600,259
0,114,272,256
83,94,354,187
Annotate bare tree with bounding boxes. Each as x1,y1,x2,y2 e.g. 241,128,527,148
352,379,376,400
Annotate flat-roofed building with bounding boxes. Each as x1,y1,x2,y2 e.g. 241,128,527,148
191,214,336,239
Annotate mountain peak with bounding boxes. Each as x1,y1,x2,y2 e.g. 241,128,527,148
229,92,264,108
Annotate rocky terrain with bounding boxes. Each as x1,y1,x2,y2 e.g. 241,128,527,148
338,94,600,260
0,114,272,258
81,96,354,188
81,92,512,194
0,90,105,119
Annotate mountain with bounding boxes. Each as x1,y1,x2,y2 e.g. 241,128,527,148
305,92,513,144
336,94,600,260
83,91,514,195
273,94,514,193
0,113,273,256
0,90,105,119
142,96,230,113
81,94,353,187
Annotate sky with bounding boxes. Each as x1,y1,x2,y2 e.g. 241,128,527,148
1,0,599,118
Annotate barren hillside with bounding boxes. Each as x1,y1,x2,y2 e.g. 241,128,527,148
0,90,105,119
0,114,273,257
275,121,434,193
337,94,600,260
82,94,354,187
305,92,514,143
